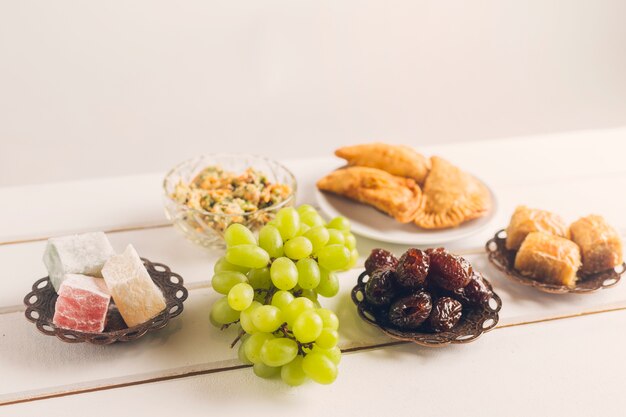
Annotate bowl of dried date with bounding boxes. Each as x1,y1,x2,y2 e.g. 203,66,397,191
351,247,502,346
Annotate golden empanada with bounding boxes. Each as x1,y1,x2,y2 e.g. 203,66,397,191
505,206,569,250
335,143,431,184
514,232,581,287
413,157,490,229
316,167,423,223
569,215,623,274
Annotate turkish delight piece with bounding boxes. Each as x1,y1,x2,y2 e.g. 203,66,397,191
102,245,167,327
43,232,115,292
53,274,111,333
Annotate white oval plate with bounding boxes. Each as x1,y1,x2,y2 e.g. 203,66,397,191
315,181,497,245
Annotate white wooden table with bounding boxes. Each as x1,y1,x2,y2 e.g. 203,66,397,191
2,129,626,417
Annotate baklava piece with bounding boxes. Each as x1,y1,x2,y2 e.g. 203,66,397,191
505,206,569,251
569,215,623,274
514,232,581,287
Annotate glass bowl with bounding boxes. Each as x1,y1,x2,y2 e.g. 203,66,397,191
163,154,297,249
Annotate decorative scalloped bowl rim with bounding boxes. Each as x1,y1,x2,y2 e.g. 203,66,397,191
486,229,625,294
351,271,502,347
23,258,188,345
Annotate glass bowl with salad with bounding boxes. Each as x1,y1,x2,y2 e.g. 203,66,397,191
163,154,297,248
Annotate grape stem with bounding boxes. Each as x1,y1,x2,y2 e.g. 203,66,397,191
253,286,278,304
230,329,246,348
220,320,240,331
276,323,313,356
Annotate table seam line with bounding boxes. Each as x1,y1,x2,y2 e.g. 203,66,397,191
2,304,626,407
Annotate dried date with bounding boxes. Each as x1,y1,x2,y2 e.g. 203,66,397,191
396,248,430,290
428,251,472,291
388,292,432,329
429,297,463,332
365,249,399,275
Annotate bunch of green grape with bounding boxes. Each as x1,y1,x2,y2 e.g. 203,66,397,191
209,205,358,385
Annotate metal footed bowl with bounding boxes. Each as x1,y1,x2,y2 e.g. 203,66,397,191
486,229,625,294
351,271,502,347
24,258,188,344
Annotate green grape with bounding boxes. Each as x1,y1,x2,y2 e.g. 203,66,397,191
302,352,337,385
284,236,313,260
211,271,248,295
210,296,240,325
227,283,254,311
253,362,280,379
258,225,284,258
343,248,359,270
238,338,253,365
252,305,284,333
240,301,261,334
296,204,318,217
270,257,298,290
315,328,339,349
244,332,274,364
327,216,351,231
317,268,340,298
275,207,300,240
260,337,299,367
209,312,221,328
326,229,345,246
297,223,311,236
224,223,256,247
213,256,250,274
296,258,320,289
225,245,270,269
343,232,357,251
316,308,339,330
299,289,318,304
281,356,307,386
317,244,351,271
293,310,323,343
303,226,330,253
312,345,342,365
271,290,295,310
282,297,315,326
247,267,271,289
300,211,325,228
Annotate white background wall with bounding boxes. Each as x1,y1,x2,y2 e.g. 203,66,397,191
1,1,626,186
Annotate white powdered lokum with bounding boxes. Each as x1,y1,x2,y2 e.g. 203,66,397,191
101,244,166,327
43,232,115,292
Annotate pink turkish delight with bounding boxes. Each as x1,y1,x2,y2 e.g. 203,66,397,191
53,274,111,333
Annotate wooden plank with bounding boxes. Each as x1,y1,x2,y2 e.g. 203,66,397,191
2,171,625,308
3,244,626,404
4,307,626,416
1,131,625,408
1,128,625,243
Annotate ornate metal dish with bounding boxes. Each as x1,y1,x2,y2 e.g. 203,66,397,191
486,229,625,294
351,271,502,347
24,258,188,344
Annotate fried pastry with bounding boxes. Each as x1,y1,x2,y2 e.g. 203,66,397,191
514,232,581,287
505,206,569,250
413,157,490,229
335,143,431,184
316,167,423,223
569,215,623,274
